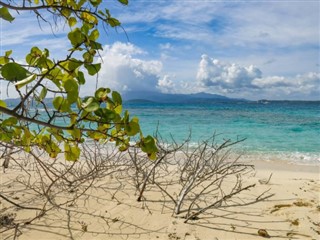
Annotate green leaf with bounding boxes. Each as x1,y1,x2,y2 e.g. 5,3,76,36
112,91,122,105
68,128,81,141
1,62,29,81
30,46,42,55
45,0,54,5
0,7,15,22
90,0,102,7
140,135,158,159
77,0,87,8
82,97,100,112
68,17,77,27
47,128,64,142
64,143,80,161
95,88,110,101
49,148,60,158
105,9,111,18
21,127,32,147
61,9,71,18
89,29,99,41
84,63,101,75
90,41,103,50
5,50,12,57
81,12,98,24
0,51,12,64
148,152,157,160
95,108,117,122
108,17,121,27
119,143,129,151
81,23,91,35
60,59,83,72
2,117,18,126
0,100,7,108
118,0,129,5
76,71,86,85
53,96,64,110
47,67,63,87
64,79,78,103
70,112,78,125
26,47,42,65
83,52,93,63
39,87,47,101
42,48,50,58
68,28,85,46
125,120,140,136
114,105,122,114
64,78,78,92
52,97,72,113
97,124,111,132
14,74,36,89
0,56,9,65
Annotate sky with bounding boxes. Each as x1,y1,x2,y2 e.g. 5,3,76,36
1,0,319,100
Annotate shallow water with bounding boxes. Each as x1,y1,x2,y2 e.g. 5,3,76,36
124,101,320,165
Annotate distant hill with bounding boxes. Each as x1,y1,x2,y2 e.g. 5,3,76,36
4,98,55,108
3,91,247,108
122,91,244,103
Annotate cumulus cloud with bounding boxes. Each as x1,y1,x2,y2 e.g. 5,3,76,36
197,55,262,92
252,72,320,97
157,75,176,93
82,45,319,100
196,55,320,99
96,42,163,93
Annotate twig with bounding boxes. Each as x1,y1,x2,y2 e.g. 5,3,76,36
0,193,43,211
184,184,256,223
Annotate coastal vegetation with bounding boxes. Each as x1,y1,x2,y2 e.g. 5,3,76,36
1,1,318,239
0,0,158,160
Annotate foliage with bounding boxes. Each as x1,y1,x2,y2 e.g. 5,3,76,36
0,0,158,160
0,136,270,239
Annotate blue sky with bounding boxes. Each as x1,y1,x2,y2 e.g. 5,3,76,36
1,0,319,100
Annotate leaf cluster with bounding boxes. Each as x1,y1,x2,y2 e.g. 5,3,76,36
0,0,158,160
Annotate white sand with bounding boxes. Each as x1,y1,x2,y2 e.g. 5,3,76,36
0,156,319,240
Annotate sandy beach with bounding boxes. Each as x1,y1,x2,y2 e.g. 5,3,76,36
0,153,319,240
0,1,319,240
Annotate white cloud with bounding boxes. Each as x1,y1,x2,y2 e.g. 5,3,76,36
1,11,70,60
118,1,319,48
196,55,320,100
1,11,67,45
155,24,213,43
92,42,163,94
114,1,319,93
252,72,320,97
118,1,219,26
157,75,175,93
197,55,262,92
229,2,319,47
159,43,172,50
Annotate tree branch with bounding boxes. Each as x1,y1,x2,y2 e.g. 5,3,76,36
0,193,43,211
184,184,256,223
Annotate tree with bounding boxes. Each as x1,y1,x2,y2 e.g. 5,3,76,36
0,0,158,160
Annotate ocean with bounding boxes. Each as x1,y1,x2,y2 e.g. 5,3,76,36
3,99,320,165
124,101,320,165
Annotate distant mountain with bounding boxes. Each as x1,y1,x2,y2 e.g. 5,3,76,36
4,97,55,108
3,91,247,108
3,98,21,108
122,91,245,103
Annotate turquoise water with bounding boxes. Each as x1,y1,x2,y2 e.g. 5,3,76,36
124,101,320,164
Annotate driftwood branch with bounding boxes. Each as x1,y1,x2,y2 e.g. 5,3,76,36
184,184,256,223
